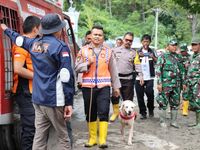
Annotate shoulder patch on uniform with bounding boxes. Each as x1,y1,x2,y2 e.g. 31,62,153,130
101,53,105,58
32,42,49,53
14,53,21,57
77,56,81,62
62,51,69,57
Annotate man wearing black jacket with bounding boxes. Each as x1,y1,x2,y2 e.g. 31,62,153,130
135,34,157,119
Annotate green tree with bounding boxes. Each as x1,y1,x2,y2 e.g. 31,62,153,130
173,0,200,13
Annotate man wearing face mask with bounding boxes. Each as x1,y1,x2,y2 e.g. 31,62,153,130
136,34,157,119
109,32,144,122
156,39,185,128
12,16,40,150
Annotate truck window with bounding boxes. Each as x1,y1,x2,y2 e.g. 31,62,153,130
0,6,20,92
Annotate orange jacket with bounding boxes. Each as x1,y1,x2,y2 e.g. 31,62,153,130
12,45,33,93
81,45,112,88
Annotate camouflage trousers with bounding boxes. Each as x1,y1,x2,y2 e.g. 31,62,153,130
156,86,181,110
183,81,200,112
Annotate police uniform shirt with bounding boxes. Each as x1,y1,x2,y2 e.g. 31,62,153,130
112,46,137,80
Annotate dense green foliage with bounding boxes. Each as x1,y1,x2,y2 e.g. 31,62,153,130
173,0,200,14
64,0,200,48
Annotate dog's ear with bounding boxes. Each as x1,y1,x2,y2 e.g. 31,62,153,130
120,103,124,111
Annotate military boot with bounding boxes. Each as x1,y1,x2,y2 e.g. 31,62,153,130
170,110,179,128
109,104,119,122
194,112,200,128
159,109,167,128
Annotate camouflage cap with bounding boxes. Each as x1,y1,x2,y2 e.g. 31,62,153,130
180,43,188,51
168,39,178,45
191,37,200,44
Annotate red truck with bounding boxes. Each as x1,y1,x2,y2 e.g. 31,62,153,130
0,0,77,149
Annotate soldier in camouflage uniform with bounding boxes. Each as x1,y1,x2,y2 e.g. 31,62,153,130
156,39,185,128
184,38,200,128
179,43,191,116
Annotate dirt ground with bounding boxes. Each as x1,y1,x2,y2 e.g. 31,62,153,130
48,92,200,150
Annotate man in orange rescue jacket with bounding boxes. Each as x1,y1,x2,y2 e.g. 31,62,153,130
12,16,40,150
75,25,121,149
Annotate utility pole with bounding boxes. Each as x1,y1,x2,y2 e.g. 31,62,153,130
154,8,160,50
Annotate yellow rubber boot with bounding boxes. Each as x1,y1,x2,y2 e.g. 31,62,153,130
99,121,108,149
85,121,97,147
182,100,189,116
109,104,119,122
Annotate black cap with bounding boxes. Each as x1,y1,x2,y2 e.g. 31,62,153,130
40,13,66,35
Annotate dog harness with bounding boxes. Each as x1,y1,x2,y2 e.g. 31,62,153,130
120,112,137,120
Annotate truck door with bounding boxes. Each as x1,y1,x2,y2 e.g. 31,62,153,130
0,3,21,150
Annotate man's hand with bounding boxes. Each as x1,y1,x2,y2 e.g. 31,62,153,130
87,56,95,69
182,84,187,91
140,78,144,86
139,52,144,57
1,24,8,31
149,53,154,58
149,53,157,61
157,84,162,92
88,56,95,65
113,88,120,97
64,105,73,121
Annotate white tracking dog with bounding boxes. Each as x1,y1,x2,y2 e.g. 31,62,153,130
119,100,137,145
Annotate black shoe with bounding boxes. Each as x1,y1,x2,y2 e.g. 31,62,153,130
149,111,154,118
99,144,108,149
140,114,147,119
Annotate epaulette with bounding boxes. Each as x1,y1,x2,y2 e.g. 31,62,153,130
130,48,136,51
82,44,90,49
56,39,66,47
103,44,111,49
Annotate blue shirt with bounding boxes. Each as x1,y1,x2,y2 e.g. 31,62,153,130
5,28,74,107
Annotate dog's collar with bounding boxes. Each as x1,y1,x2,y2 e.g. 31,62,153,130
120,112,137,120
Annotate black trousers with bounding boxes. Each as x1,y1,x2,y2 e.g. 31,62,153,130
135,79,154,115
82,86,110,122
111,78,135,104
14,93,35,150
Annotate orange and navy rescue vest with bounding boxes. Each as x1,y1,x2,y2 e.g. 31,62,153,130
81,45,112,88
12,45,33,94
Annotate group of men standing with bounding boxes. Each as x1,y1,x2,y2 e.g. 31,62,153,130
76,24,200,148
76,26,159,148
156,38,200,128
0,13,199,149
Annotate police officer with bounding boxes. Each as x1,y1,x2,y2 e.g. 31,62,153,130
156,39,185,128
75,25,121,148
184,37,200,128
12,16,40,150
109,32,144,122
115,38,123,47
136,34,157,119
179,43,190,116
83,30,92,46
1,13,75,149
